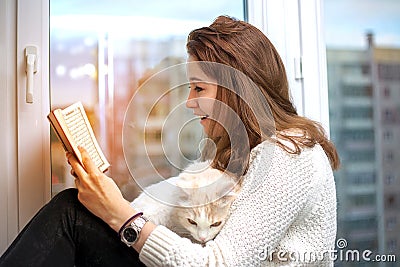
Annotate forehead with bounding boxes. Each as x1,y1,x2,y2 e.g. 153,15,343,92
186,58,217,84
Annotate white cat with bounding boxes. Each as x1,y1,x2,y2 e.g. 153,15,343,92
130,161,239,244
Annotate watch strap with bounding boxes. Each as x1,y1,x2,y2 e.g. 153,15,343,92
120,215,149,246
118,212,143,237
132,216,149,229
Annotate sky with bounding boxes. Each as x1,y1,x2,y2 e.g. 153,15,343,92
50,0,244,39
50,0,400,48
50,0,244,24
324,0,400,48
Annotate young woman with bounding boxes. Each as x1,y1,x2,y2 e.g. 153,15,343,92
0,15,339,266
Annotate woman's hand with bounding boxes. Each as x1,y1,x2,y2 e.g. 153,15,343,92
66,146,136,232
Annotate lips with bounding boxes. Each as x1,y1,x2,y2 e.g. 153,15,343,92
194,113,209,120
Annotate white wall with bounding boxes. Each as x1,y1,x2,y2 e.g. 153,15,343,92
0,0,19,254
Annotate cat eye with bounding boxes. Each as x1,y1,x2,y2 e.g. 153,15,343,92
187,218,197,226
210,221,222,227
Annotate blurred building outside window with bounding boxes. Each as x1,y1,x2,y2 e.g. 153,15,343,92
325,0,400,265
49,0,244,200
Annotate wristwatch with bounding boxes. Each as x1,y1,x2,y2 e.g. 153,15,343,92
120,215,149,247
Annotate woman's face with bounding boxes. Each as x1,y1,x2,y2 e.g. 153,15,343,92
186,56,218,135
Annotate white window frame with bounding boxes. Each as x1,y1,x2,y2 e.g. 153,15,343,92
247,0,330,132
0,0,19,253
2,0,52,241
17,0,52,227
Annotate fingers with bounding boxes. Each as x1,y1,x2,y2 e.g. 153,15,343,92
70,168,78,178
74,176,80,188
66,151,87,179
78,146,100,175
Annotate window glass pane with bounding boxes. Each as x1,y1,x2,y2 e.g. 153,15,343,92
50,1,244,199
324,0,400,263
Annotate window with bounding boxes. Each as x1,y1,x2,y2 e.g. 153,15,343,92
324,0,400,261
350,194,375,207
385,194,398,210
49,0,245,198
378,64,400,81
383,130,394,141
385,174,396,185
386,216,397,231
348,172,375,185
384,151,394,162
387,239,398,252
383,108,396,123
383,86,391,98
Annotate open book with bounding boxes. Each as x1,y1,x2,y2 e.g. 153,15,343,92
47,102,110,173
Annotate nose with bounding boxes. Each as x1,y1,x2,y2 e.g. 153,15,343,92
186,89,198,109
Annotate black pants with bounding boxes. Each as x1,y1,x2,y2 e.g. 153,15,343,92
0,188,145,267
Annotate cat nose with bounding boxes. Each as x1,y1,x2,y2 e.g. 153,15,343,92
199,237,206,242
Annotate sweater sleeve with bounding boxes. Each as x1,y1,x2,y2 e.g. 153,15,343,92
139,225,226,266
139,143,318,266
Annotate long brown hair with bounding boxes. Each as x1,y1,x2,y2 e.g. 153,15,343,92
186,16,340,176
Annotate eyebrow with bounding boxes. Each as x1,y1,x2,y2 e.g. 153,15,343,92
188,76,204,82
189,77,218,84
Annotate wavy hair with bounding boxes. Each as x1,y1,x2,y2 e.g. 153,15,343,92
186,16,340,176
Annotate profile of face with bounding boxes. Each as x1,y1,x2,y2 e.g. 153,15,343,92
186,56,218,135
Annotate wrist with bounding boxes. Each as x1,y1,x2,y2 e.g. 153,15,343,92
118,212,143,237
120,214,149,247
108,204,138,232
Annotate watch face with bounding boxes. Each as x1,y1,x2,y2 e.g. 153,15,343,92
123,227,138,243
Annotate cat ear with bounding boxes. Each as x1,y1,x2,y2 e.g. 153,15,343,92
215,177,239,207
176,178,192,194
225,190,237,198
216,175,236,193
175,179,193,207
218,193,237,208
183,160,212,173
218,191,237,207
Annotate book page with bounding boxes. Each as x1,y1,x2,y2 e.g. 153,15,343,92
61,102,109,171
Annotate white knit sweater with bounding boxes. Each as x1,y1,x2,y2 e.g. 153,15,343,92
139,140,337,266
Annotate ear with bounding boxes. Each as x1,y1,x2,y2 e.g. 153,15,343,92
176,178,192,195
177,194,191,207
225,190,237,198
174,180,193,207
218,191,237,207
216,175,236,194
215,176,239,206
184,160,212,172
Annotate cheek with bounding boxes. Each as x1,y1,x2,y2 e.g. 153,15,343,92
201,228,218,241
184,224,197,236
176,210,190,227
198,98,215,114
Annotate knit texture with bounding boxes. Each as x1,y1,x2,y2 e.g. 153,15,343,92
139,140,337,266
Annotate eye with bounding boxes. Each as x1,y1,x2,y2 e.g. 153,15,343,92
187,218,197,226
194,86,204,93
210,221,222,228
